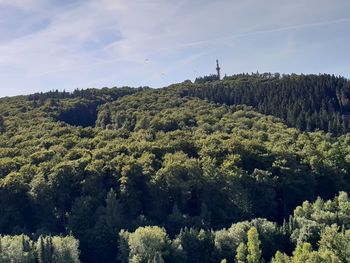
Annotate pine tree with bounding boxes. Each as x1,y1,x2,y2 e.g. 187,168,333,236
105,188,123,232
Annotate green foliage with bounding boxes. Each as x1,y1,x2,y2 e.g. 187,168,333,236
214,218,287,262
0,78,349,262
105,188,123,233
236,243,248,263
126,226,170,263
291,192,350,246
189,73,350,134
273,199,350,263
247,227,262,263
0,235,34,263
36,236,53,263
174,228,214,263
51,236,80,263
0,235,80,263
271,251,291,263
318,226,350,263
194,74,219,84
0,116,5,133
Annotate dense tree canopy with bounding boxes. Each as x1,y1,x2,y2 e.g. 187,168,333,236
0,74,349,262
188,73,350,134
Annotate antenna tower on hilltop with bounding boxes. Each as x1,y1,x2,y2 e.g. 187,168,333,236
216,59,221,80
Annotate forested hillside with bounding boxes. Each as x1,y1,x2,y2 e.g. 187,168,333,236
189,73,350,134
0,74,350,262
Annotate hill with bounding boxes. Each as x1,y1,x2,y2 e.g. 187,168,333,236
189,73,350,134
0,75,350,262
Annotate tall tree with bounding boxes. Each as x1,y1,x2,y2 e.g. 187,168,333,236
247,227,262,263
236,243,248,263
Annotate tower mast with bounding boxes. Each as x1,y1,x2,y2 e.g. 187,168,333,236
216,59,221,80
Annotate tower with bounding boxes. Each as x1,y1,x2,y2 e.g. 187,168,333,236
216,59,221,80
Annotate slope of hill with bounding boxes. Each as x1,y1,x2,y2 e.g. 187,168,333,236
188,73,350,134
0,75,349,262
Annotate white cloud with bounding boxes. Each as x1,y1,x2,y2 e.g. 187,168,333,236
0,0,349,96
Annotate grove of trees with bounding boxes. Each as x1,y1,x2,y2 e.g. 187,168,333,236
0,235,80,263
0,73,349,262
188,73,350,134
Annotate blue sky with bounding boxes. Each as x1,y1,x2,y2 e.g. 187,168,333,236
0,0,349,97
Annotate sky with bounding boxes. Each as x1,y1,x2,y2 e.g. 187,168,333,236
0,0,349,97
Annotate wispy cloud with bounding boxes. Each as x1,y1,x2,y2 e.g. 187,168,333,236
172,16,350,49
0,0,349,96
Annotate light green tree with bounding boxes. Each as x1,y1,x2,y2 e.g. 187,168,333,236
236,242,247,263
127,226,170,263
292,243,313,263
0,235,35,263
318,226,350,263
51,236,80,263
246,227,261,263
271,251,291,263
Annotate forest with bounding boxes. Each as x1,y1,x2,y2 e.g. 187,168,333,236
0,73,350,262
191,73,350,134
